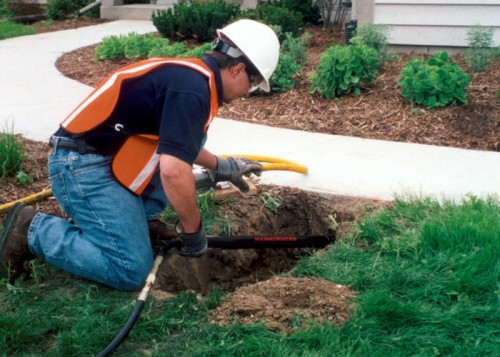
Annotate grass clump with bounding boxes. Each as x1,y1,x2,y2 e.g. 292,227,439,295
160,191,233,235
0,126,24,178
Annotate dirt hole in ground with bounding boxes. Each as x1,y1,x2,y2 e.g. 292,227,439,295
153,185,387,332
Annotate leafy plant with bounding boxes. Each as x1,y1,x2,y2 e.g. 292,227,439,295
95,32,209,61
179,42,212,58
351,23,392,66
95,34,126,61
261,192,282,213
152,0,240,42
269,53,301,92
309,43,380,98
399,51,470,108
123,33,166,59
281,31,310,66
16,170,33,185
464,24,496,72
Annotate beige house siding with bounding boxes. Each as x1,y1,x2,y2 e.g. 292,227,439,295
353,0,500,51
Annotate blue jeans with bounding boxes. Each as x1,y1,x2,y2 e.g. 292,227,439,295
28,136,168,291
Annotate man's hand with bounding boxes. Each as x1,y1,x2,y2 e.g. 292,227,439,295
215,156,262,192
176,221,207,258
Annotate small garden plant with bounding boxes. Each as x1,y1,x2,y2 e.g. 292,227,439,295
351,23,398,66
464,24,497,73
399,51,470,108
267,27,310,92
0,127,24,179
95,32,211,61
309,42,380,98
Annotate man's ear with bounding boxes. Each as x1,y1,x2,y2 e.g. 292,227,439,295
231,62,246,78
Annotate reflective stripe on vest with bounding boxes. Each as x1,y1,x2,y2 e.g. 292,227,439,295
59,58,220,195
111,134,160,195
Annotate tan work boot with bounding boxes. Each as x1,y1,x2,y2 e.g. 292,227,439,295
0,202,37,282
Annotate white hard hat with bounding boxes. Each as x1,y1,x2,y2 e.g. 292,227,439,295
216,19,280,92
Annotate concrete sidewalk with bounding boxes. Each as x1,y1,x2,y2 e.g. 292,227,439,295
1,20,499,201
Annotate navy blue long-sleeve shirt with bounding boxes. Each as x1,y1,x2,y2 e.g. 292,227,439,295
55,56,223,165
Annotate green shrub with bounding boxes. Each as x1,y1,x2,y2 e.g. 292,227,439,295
95,34,126,61
0,129,24,179
309,43,380,98
242,3,304,38
281,31,310,66
0,0,13,18
95,32,210,61
152,0,240,42
269,53,301,92
465,24,496,73
351,23,392,66
123,32,166,59
46,0,95,20
267,0,321,25
179,42,212,58
257,27,308,93
148,41,186,58
399,51,470,109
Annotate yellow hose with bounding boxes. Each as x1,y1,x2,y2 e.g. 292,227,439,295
221,154,308,174
0,188,53,214
0,155,307,214
261,163,308,174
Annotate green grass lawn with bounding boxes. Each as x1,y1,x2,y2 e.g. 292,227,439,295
0,21,36,40
1,195,499,356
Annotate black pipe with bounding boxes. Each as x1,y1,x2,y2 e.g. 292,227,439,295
207,235,332,249
96,240,181,357
97,235,332,356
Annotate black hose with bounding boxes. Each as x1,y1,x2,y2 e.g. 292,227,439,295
96,300,145,357
96,240,181,357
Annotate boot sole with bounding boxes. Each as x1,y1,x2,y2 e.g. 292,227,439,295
0,202,26,277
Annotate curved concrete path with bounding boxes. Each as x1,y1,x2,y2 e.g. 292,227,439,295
1,20,499,201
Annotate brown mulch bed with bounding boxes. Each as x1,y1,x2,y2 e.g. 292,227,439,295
54,24,499,152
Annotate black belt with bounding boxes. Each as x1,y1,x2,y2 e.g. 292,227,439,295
49,137,99,155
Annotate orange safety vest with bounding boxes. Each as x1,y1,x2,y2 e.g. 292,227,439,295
60,58,220,195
